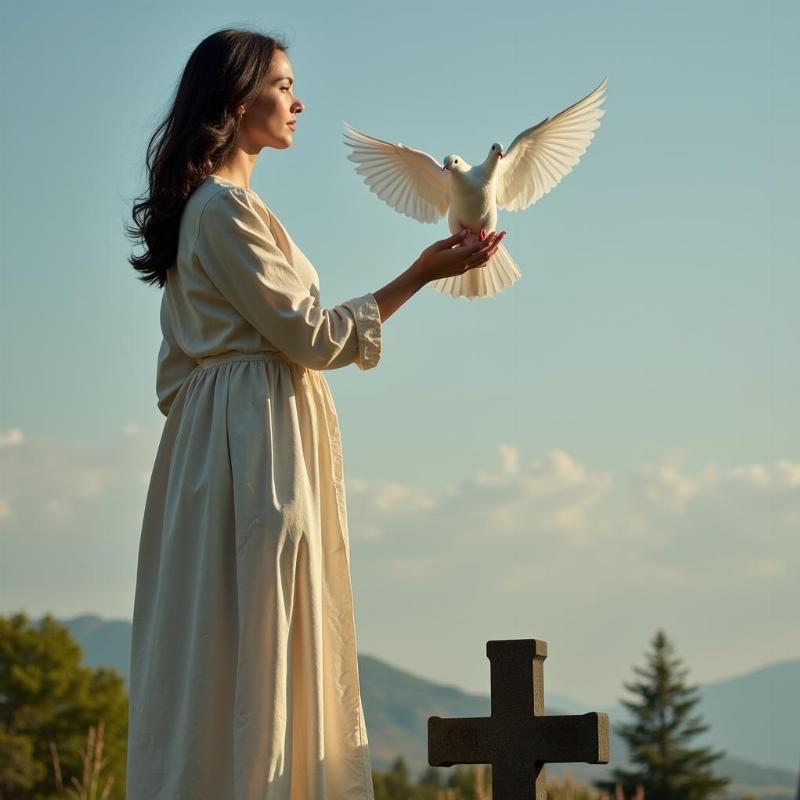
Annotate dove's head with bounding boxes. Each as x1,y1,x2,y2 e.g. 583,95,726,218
479,143,505,175
442,154,469,173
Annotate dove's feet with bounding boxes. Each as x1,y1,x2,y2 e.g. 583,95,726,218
458,225,489,240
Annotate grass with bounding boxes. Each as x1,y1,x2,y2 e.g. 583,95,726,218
48,718,116,800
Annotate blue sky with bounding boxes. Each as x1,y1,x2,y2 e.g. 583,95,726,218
1,0,797,707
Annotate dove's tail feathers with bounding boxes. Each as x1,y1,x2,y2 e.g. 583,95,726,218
429,242,521,300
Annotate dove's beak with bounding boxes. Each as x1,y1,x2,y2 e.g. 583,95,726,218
499,152,504,158
442,165,447,171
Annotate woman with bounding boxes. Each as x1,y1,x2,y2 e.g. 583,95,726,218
125,27,505,800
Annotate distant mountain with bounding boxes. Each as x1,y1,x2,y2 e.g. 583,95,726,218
63,614,133,675
40,614,800,796
697,662,800,774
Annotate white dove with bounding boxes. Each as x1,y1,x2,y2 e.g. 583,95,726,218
342,76,608,299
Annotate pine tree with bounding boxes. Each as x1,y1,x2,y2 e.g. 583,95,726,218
601,630,729,800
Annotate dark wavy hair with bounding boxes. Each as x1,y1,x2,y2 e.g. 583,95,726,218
126,27,289,288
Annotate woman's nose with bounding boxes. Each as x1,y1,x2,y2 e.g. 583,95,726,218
294,98,304,113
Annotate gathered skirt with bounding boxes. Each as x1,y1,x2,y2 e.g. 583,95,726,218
125,351,375,800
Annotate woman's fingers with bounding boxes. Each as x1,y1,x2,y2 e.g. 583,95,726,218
467,238,495,259
453,231,505,250
466,232,505,266
473,231,505,252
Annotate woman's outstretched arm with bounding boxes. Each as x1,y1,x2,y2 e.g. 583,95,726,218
371,264,425,323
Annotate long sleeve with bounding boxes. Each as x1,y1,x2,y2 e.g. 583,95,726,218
193,187,382,371
156,292,198,417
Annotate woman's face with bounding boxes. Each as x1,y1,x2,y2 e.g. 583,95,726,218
239,49,304,151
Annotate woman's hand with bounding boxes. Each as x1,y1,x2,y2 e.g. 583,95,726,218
372,229,508,323
410,229,507,286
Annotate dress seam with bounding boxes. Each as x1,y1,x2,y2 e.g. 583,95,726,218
191,186,234,254
223,365,240,786
192,184,273,255
194,355,297,370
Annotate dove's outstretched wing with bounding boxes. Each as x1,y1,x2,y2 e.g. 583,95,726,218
495,77,607,212
342,122,451,223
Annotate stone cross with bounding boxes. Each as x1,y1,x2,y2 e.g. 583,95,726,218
428,639,609,800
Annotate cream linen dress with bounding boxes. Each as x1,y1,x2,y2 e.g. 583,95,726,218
126,175,381,800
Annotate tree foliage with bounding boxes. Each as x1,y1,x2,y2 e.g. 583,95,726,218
600,630,729,800
0,612,128,800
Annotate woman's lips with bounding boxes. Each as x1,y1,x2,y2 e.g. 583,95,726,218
287,122,296,130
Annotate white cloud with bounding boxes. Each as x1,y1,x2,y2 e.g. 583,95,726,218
0,428,24,448
615,456,800,595
629,462,703,513
348,446,613,545
497,443,519,475
347,478,435,514
342,446,799,600
4,429,796,583
0,426,161,535
776,460,800,487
